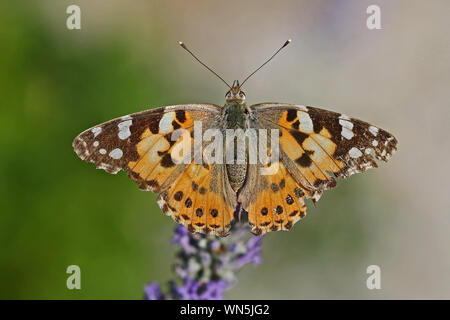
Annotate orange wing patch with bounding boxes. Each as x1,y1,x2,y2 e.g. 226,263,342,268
157,162,236,237
278,110,345,190
280,109,345,170
246,162,308,236
127,131,190,191
126,110,197,191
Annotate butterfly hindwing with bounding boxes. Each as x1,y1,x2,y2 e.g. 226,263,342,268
237,128,311,235
239,160,309,236
157,161,237,237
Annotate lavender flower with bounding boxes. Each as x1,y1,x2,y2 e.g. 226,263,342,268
234,235,262,268
144,282,165,300
144,223,263,300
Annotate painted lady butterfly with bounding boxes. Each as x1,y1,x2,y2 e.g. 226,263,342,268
73,40,397,237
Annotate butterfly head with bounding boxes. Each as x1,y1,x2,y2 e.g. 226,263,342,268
225,80,246,102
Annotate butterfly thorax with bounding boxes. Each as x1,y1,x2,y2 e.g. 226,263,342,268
223,101,249,128
222,99,251,192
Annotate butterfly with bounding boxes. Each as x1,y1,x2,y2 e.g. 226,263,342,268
73,40,398,237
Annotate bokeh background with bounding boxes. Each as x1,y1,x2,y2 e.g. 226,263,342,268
1,0,449,299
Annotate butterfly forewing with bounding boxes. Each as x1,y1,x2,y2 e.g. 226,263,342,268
73,104,220,187
253,103,397,178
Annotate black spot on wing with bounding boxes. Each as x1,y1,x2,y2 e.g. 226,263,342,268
172,120,181,130
149,112,164,134
294,187,305,198
175,110,187,123
210,209,218,218
261,207,268,216
290,130,309,146
270,183,279,192
295,150,314,167
286,109,297,122
289,210,298,217
173,191,183,201
286,194,294,205
276,205,283,214
160,153,175,167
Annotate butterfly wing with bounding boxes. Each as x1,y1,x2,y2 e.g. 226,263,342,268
239,159,309,236
73,104,236,236
157,160,237,237
239,103,398,235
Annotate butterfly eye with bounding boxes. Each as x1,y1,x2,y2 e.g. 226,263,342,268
239,91,246,98
225,91,231,98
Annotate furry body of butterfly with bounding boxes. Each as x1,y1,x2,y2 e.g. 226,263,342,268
223,99,251,192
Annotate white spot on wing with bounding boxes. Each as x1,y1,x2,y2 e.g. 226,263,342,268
91,127,102,137
93,141,99,147
349,147,363,158
372,140,378,147
297,111,313,133
109,148,123,159
369,126,379,136
118,119,132,140
80,139,89,157
341,128,354,140
159,112,175,134
99,148,106,155
339,118,354,140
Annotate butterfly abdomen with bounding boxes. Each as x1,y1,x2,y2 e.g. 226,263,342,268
227,161,247,191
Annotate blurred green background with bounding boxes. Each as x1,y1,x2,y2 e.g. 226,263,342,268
1,0,449,299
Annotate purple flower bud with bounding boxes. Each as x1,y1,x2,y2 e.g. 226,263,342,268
144,282,164,300
198,280,228,300
235,235,263,268
176,277,200,300
171,225,196,254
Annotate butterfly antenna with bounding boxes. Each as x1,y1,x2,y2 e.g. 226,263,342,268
240,39,291,88
178,41,231,89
